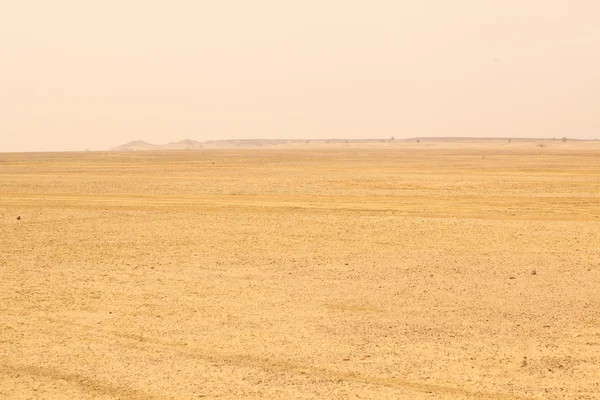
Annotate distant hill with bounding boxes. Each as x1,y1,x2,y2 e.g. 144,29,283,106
110,138,395,151
162,139,205,150
110,140,157,151
110,137,590,151
111,139,204,151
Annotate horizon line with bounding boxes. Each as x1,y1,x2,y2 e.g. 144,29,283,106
2,136,599,154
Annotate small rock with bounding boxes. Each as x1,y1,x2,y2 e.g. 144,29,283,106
531,269,537,275
16,216,21,220
509,276,516,280
521,357,528,367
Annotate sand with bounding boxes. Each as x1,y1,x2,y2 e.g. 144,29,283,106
1,141,599,399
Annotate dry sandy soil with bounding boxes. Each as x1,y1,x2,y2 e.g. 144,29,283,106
1,141,599,399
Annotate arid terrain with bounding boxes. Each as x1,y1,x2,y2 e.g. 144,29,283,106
1,140,599,399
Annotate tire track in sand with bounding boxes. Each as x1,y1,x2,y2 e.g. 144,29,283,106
14,316,539,400
0,363,164,400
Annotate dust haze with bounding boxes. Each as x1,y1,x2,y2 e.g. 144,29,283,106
2,1,600,151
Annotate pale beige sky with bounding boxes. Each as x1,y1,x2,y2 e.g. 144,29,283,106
1,1,599,151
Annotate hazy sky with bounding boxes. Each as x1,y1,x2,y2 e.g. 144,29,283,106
1,1,599,151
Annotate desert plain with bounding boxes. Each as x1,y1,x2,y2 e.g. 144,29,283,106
1,140,600,399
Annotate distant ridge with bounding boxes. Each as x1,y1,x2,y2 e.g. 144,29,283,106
163,139,205,150
406,136,586,142
110,138,404,151
111,140,157,151
110,137,593,151
111,139,205,151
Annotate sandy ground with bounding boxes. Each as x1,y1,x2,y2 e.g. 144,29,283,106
1,141,600,399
